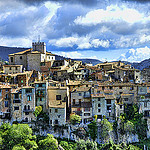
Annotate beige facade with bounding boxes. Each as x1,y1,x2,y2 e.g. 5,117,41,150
3,65,23,74
47,86,67,126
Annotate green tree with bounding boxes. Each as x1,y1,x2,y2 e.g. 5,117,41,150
0,123,37,150
60,141,74,150
100,119,113,142
70,114,81,125
38,134,58,150
76,139,87,150
88,121,97,141
12,145,26,150
34,106,42,117
86,139,97,150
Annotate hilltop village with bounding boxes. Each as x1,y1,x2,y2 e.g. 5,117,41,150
0,41,150,145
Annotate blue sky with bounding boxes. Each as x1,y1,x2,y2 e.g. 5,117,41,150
1,0,150,62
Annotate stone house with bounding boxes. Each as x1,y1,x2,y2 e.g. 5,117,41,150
3,65,23,74
71,87,92,124
9,41,55,71
11,87,22,123
21,86,35,123
0,85,11,125
34,81,48,112
47,86,67,126
142,68,150,83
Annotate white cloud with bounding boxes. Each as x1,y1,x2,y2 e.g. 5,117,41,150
91,39,110,48
118,46,150,62
57,51,82,58
49,36,110,49
0,37,32,47
74,5,144,26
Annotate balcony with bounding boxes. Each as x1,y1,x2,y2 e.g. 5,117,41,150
83,94,91,98
72,104,81,108
23,109,34,113
13,100,21,103
73,111,82,116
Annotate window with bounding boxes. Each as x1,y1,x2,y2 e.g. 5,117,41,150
79,93,81,96
9,67,11,70
98,98,100,101
25,117,28,122
26,89,32,93
24,105,26,110
86,85,88,87
56,95,61,100
110,86,113,90
107,99,111,104
14,106,19,111
102,87,104,90
84,113,90,116
98,109,101,112
25,112,29,115
5,101,8,107
73,99,76,105
50,109,51,113
20,56,22,59
55,120,58,124
15,67,18,70
130,87,134,90
120,105,122,109
61,83,64,87
98,103,101,107
144,102,147,107
119,86,122,89
10,57,13,62
107,106,111,110
39,98,43,101
97,91,100,94
14,93,19,99
27,95,31,101
55,109,58,113
50,120,52,124
79,99,81,106
124,98,128,101
28,105,30,110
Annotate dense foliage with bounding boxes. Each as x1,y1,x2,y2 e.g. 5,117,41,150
69,113,81,125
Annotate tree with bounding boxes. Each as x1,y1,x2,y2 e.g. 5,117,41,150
69,114,81,125
88,121,97,141
76,139,98,150
38,134,58,150
34,106,42,117
12,145,26,150
60,141,74,150
76,139,87,150
0,123,37,150
100,119,113,142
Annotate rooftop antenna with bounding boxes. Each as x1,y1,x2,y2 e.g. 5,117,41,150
38,35,40,42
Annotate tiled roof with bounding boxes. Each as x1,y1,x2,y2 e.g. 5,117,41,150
105,95,115,99
72,87,90,92
9,48,32,55
48,99,66,108
91,93,105,98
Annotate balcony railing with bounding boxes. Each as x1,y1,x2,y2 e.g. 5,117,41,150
83,94,91,98
23,109,34,112
13,100,21,103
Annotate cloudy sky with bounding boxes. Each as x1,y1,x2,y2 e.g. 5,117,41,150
1,0,150,62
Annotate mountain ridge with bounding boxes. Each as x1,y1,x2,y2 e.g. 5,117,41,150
0,46,149,69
